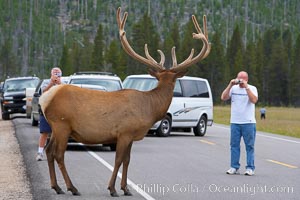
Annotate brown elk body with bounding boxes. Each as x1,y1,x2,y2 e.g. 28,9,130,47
40,7,210,197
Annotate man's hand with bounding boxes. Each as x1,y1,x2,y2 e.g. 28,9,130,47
50,75,61,85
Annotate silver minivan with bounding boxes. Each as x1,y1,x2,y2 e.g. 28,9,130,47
123,75,213,137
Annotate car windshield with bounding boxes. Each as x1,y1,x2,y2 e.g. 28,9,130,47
3,79,39,92
123,78,158,91
69,78,121,91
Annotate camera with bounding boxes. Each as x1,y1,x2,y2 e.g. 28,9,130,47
53,72,62,77
235,79,242,84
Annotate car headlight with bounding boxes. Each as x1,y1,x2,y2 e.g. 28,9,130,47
3,100,14,104
4,96,13,100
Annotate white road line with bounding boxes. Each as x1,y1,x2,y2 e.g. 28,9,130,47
79,144,155,200
213,124,300,144
256,134,300,144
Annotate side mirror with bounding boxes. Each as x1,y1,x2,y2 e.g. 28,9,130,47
33,92,40,97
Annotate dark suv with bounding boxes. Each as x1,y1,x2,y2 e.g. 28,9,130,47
0,77,40,120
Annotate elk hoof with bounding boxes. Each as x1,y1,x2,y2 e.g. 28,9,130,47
124,190,133,196
108,186,119,197
68,187,81,196
122,186,133,196
52,186,65,194
110,191,119,197
72,191,81,196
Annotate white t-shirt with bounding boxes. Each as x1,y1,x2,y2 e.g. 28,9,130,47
229,84,258,124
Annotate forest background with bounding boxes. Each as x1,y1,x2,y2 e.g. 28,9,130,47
0,0,300,106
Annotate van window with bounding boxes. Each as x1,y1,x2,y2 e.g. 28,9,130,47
123,78,157,91
181,80,209,98
173,80,183,97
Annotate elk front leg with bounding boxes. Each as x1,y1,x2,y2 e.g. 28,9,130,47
108,139,132,197
121,141,133,196
45,138,65,194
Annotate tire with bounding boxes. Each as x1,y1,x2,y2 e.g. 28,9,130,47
108,143,117,151
31,112,38,126
2,110,10,120
193,115,207,136
156,115,172,137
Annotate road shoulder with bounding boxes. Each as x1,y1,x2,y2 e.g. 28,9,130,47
0,119,32,200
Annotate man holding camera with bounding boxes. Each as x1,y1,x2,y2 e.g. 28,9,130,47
36,67,63,161
221,71,258,176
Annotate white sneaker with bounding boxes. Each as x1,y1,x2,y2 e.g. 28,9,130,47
226,168,240,175
36,153,43,161
244,169,255,176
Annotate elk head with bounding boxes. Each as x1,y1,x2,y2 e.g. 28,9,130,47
116,7,211,77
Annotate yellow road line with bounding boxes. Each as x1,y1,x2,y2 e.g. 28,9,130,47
266,159,298,169
199,139,216,145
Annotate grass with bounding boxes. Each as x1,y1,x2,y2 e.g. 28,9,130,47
214,106,300,138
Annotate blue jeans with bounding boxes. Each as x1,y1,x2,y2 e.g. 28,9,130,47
230,123,256,170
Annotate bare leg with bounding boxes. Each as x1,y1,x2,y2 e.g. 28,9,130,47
39,133,48,148
121,142,133,196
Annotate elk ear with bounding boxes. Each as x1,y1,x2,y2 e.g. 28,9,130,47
148,68,159,79
174,70,188,79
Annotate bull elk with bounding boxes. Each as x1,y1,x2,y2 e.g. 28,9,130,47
40,7,210,197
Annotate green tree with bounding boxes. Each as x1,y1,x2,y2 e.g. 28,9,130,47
268,37,289,106
91,24,104,70
80,35,93,72
255,38,265,104
226,25,244,78
261,29,277,104
244,41,258,89
70,42,83,73
203,31,226,104
0,39,18,79
128,13,160,74
60,45,73,76
106,40,119,73
163,21,181,68
282,30,293,105
290,34,300,106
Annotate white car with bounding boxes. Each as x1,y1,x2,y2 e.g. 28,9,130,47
123,75,213,137
70,84,107,91
68,72,123,92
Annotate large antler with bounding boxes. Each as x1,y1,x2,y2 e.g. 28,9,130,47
117,7,210,73
171,15,211,72
117,7,165,72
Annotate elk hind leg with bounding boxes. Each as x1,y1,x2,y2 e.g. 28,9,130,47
108,140,132,197
54,134,81,195
121,141,133,196
45,137,65,194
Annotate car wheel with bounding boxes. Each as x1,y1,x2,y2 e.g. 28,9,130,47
193,115,207,136
2,111,10,120
31,113,38,126
108,143,117,151
156,115,171,137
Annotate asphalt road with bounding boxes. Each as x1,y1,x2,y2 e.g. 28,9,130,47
13,116,300,200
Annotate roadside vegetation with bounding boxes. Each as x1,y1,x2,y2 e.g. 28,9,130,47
214,106,300,138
